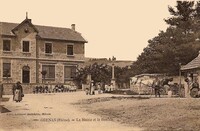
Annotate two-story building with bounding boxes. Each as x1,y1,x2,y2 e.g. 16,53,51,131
0,17,87,89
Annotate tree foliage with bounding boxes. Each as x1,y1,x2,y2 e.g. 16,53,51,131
74,63,112,86
75,63,132,88
132,1,200,75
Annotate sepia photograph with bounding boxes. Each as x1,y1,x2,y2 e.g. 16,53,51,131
0,0,200,131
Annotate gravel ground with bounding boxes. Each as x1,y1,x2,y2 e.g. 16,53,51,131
0,92,141,131
76,96,200,131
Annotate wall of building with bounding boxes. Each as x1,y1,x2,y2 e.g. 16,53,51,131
37,39,85,61
1,59,36,83
0,22,37,58
2,83,34,95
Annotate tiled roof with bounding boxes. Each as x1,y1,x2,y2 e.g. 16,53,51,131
0,21,87,43
181,55,200,70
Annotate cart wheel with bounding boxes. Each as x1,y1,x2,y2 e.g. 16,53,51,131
190,88,199,98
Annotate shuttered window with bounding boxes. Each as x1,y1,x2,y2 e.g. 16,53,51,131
64,66,76,79
42,65,55,79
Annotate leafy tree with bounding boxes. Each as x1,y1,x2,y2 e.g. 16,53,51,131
115,66,132,88
74,63,112,87
132,1,200,75
75,63,133,88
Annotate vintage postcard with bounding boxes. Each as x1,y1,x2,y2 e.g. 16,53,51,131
0,0,200,131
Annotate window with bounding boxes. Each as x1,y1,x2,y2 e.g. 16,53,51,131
67,45,74,55
64,66,76,79
22,41,30,52
45,43,52,54
42,65,55,79
3,63,11,77
3,40,11,51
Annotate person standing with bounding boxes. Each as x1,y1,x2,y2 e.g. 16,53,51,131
90,82,95,95
184,74,192,98
13,81,23,102
152,77,161,98
0,81,3,99
97,83,101,94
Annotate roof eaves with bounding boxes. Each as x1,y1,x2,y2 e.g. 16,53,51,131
38,37,87,43
181,66,200,71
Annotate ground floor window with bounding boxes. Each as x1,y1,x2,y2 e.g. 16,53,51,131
42,65,55,79
64,66,76,79
3,63,11,77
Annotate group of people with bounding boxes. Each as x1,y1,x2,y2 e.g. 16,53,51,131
152,74,200,98
85,82,95,95
152,77,173,98
33,84,77,94
184,74,200,98
85,82,115,95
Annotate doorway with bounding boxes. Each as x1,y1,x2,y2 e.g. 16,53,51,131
22,66,30,83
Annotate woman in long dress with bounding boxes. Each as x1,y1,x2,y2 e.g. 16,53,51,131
13,82,23,102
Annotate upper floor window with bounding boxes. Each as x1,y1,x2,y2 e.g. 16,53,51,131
67,45,74,56
3,63,11,77
45,43,52,54
3,40,11,51
22,41,30,52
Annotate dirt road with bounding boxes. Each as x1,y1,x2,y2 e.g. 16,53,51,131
0,92,141,131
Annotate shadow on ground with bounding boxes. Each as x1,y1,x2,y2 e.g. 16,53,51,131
0,105,11,113
0,97,11,113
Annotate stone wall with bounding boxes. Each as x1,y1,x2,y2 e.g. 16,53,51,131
1,59,36,84
37,39,85,61
2,83,35,95
0,22,37,58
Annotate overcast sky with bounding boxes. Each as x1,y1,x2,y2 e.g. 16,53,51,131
0,0,178,61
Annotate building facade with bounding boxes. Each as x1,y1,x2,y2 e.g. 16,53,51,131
0,18,87,85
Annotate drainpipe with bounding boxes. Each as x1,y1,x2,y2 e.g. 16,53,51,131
36,35,39,83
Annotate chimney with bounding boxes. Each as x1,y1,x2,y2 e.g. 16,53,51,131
71,24,75,31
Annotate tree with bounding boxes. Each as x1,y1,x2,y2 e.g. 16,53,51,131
132,1,200,75
41,70,47,83
75,63,134,88
74,63,112,87
115,66,132,88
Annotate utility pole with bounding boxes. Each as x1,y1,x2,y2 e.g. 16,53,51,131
179,63,182,97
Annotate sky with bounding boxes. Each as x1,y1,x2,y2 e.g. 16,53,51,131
0,0,178,61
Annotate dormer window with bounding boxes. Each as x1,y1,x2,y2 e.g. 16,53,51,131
22,40,30,52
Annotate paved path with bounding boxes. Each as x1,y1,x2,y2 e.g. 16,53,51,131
0,92,141,131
